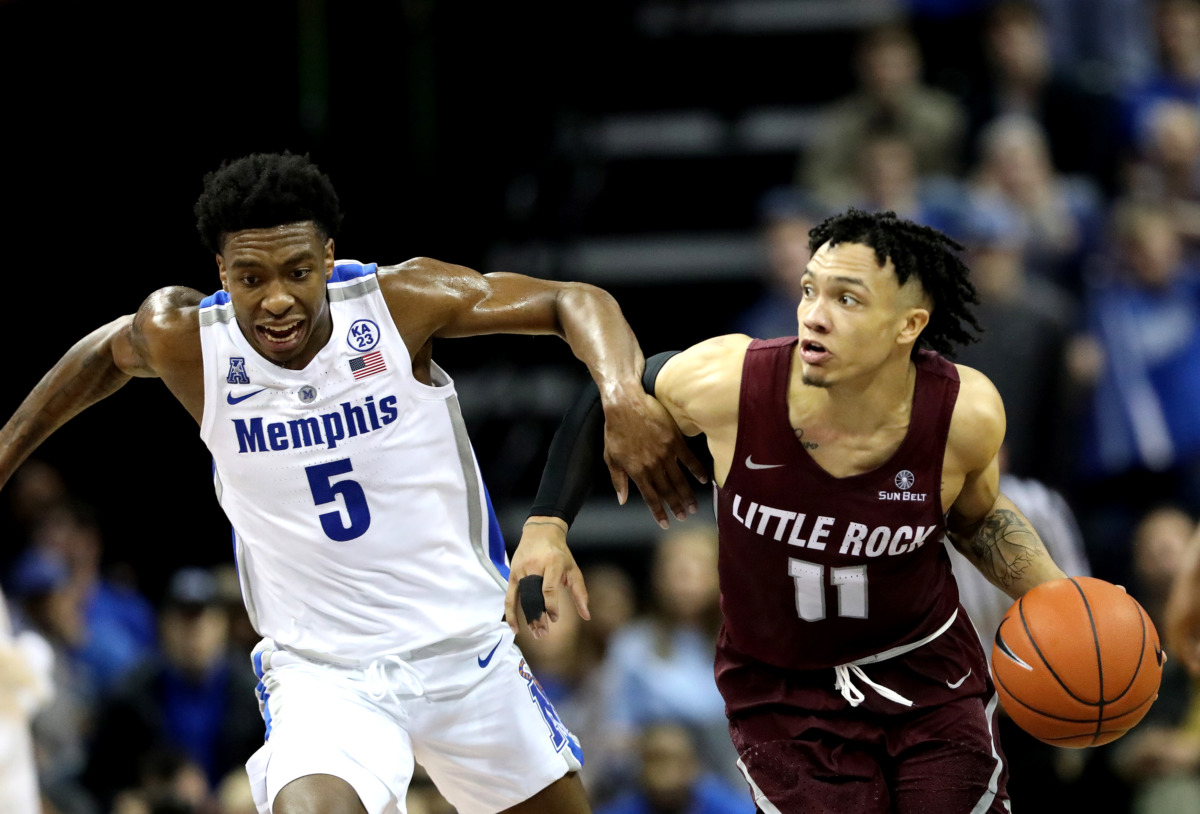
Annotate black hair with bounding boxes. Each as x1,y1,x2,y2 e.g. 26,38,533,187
193,152,344,254
808,209,982,357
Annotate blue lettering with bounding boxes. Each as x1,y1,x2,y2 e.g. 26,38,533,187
288,417,324,448
341,402,369,437
233,394,401,453
321,412,346,450
379,395,399,424
267,422,288,451
234,418,266,453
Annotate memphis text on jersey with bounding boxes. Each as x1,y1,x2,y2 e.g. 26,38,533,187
729,493,938,557
232,395,399,453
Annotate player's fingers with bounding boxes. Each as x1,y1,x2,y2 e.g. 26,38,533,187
566,569,590,621
661,460,699,519
504,574,521,633
607,463,630,506
677,442,709,485
542,563,563,624
629,476,669,529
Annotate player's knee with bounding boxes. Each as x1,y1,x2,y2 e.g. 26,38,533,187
273,774,368,814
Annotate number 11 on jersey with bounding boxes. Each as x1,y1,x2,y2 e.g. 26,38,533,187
789,558,868,621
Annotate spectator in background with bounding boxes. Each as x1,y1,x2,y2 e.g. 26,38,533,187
4,459,69,540
970,113,1105,293
850,127,964,231
600,525,738,791
110,749,217,814
951,193,1080,486
29,500,156,694
798,23,967,208
1124,98,1200,259
731,188,824,340
594,722,754,814
6,547,97,814
965,0,1120,192
1071,200,1200,585
1123,0,1200,152
0,582,54,814
1108,507,1200,814
83,567,261,811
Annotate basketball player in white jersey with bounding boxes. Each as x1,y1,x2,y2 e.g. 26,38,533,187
0,152,705,814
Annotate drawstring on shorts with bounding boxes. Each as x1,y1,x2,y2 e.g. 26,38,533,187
832,609,958,708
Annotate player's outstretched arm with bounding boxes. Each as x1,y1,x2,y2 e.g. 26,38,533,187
381,257,706,524
506,338,745,636
0,287,201,492
945,368,1066,600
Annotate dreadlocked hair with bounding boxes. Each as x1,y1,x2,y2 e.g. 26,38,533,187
194,152,344,254
808,209,981,357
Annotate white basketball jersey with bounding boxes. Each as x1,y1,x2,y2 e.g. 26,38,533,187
199,261,510,664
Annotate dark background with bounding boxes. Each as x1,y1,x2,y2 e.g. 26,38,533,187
0,0,977,596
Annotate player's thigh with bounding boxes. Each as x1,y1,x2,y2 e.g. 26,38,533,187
730,714,889,814
274,774,368,814
252,664,416,814
411,647,585,814
500,773,589,814
888,694,1009,814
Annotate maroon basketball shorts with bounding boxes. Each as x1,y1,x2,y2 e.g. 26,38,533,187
730,692,1010,814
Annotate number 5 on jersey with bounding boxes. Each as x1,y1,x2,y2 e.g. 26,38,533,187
305,459,372,541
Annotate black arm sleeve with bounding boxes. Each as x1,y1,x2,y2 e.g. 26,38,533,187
528,351,684,525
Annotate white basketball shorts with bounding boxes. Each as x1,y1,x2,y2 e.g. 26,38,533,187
244,623,583,814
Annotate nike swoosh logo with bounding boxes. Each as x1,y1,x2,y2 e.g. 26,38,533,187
477,636,503,668
946,668,972,689
227,388,268,405
745,455,785,470
994,622,1033,671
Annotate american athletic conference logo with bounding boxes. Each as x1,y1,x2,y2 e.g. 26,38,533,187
879,469,926,502
347,319,380,352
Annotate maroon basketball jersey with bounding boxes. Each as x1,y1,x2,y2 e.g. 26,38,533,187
715,338,962,674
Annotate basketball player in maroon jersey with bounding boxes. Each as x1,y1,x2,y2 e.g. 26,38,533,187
510,209,1068,813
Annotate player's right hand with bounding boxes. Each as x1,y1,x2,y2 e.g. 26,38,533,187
505,517,590,639
603,391,707,529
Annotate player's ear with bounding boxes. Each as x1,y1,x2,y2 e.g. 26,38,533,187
217,254,229,292
324,239,335,280
897,307,930,345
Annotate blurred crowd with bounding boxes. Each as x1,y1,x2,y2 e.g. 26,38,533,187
7,1,1200,813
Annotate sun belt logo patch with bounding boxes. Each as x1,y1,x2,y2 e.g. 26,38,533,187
895,470,915,490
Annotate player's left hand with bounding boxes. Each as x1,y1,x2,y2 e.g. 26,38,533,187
506,517,589,639
602,390,707,529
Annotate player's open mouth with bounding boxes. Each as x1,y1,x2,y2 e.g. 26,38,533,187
800,339,831,364
257,320,305,351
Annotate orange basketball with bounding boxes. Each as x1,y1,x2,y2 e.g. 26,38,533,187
990,576,1164,748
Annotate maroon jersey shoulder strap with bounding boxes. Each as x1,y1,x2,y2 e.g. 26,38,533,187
732,337,799,467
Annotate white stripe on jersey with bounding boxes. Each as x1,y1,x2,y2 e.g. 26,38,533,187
198,261,509,665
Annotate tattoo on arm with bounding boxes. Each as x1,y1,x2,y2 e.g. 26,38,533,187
967,508,1040,590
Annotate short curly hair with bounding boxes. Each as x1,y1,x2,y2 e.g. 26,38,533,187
194,152,344,254
808,209,982,357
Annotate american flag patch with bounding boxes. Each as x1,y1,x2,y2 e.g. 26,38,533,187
349,350,386,379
